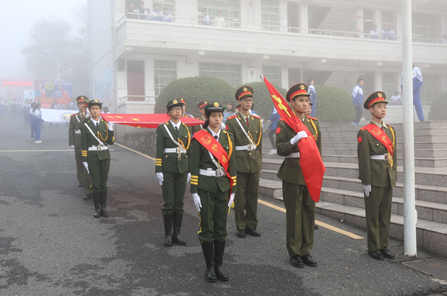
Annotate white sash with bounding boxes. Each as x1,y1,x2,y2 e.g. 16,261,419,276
235,117,256,147
84,123,105,146
163,124,181,147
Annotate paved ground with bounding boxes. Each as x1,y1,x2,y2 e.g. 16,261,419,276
0,115,446,296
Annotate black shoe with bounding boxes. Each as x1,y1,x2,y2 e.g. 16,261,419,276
163,214,173,247
245,228,261,237
214,240,228,282
290,256,304,268
83,194,92,201
368,250,384,261
380,247,395,259
201,241,217,283
302,254,318,267
172,213,187,246
92,192,101,218
315,225,319,230
237,229,246,238
78,182,83,187
100,191,109,218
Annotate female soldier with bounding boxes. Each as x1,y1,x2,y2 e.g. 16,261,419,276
81,99,115,218
155,99,191,247
189,102,237,283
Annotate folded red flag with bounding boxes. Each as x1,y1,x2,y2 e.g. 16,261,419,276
101,113,204,129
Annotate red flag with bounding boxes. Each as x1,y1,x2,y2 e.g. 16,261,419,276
262,76,325,202
102,113,204,129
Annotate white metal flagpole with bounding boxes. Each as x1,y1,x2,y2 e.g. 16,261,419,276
402,0,417,256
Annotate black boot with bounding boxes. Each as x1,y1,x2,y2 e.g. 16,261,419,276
200,241,217,283
100,191,109,218
93,192,101,218
163,215,173,247
214,240,229,281
172,213,187,246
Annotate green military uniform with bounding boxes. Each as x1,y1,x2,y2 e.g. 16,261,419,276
155,99,191,247
357,91,397,259
68,96,91,198
81,99,115,218
276,83,322,266
189,102,237,282
226,86,262,236
191,100,208,134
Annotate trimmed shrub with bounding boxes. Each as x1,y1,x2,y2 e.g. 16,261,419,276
234,82,287,120
155,76,234,117
429,92,447,121
314,85,356,122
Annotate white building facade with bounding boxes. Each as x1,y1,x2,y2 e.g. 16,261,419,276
88,0,447,114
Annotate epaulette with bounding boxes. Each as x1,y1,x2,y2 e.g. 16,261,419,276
227,115,238,120
279,118,284,121
252,114,261,120
70,113,77,116
387,124,394,129
165,121,170,125
306,115,318,121
360,128,365,131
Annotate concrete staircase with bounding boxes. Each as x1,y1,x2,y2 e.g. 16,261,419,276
319,7,349,32
260,121,447,257
324,72,350,88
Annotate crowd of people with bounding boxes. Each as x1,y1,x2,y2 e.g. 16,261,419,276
368,24,397,40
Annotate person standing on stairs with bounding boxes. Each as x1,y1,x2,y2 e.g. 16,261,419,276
352,78,364,126
357,91,397,261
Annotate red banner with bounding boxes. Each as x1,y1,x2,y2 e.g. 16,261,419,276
101,114,204,129
262,76,325,202
361,124,394,156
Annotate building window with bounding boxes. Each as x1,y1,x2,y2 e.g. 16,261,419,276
382,72,396,100
381,11,395,34
154,60,177,96
153,0,175,17
413,13,441,43
261,0,280,31
420,73,441,106
263,66,281,86
198,0,241,28
199,62,242,87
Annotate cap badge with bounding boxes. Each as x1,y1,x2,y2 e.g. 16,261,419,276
378,93,382,97
204,101,208,104
173,100,178,104
214,102,219,107
300,85,305,90
243,87,247,92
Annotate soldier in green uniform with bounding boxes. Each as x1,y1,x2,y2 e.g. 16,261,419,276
69,96,92,200
357,91,397,261
226,86,262,238
81,99,115,218
276,83,322,268
189,102,237,282
191,100,208,134
155,99,191,247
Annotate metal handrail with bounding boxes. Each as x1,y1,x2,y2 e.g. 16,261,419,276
118,95,156,105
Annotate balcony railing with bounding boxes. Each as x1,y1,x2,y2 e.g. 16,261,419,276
117,14,445,45
118,95,156,105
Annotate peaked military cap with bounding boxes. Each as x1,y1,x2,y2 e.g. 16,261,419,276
88,99,102,109
364,91,388,109
197,100,208,109
204,102,225,117
286,83,310,102
166,99,184,110
235,86,254,101
76,95,88,103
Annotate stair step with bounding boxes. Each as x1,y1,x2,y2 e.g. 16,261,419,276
322,147,447,158
322,154,447,167
322,141,447,149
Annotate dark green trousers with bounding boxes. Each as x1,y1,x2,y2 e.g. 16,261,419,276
88,158,110,193
234,171,260,230
161,172,187,215
198,188,229,243
364,186,392,252
75,147,91,194
282,181,315,258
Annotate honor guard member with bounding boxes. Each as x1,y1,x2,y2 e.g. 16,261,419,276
191,100,208,134
276,83,322,268
190,102,237,282
81,99,115,218
69,96,92,200
357,91,397,261
155,99,192,247
180,98,195,118
226,86,262,238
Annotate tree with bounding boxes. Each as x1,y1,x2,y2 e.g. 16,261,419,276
314,85,356,122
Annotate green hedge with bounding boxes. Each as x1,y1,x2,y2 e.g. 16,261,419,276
314,85,356,122
234,82,287,120
429,91,447,121
155,76,234,117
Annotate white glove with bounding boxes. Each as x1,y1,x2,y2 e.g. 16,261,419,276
192,193,202,212
186,173,191,184
363,184,372,197
83,162,90,174
156,172,163,186
228,193,235,208
70,145,75,149
290,131,308,145
107,122,114,131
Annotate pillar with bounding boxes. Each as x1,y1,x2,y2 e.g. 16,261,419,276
299,3,309,34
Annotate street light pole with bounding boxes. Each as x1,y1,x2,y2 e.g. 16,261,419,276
43,49,61,81
402,0,417,257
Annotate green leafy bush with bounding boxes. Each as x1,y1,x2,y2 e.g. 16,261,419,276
155,76,234,117
429,92,447,121
234,82,287,120
314,85,356,122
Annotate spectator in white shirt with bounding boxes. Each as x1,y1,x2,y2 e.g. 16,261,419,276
369,25,379,39
163,8,172,22
202,10,210,25
214,11,225,27
151,4,163,21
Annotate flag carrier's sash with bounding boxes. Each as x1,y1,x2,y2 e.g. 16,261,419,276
361,123,395,167
194,130,234,199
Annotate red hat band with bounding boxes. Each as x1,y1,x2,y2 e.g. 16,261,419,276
368,98,386,108
290,90,308,100
238,91,252,100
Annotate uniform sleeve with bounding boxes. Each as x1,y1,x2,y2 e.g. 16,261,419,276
315,120,322,156
189,139,200,194
186,125,192,172
81,124,88,162
228,134,237,193
107,127,115,145
225,119,234,135
257,118,263,157
276,121,298,156
357,130,371,185
155,125,164,173
68,116,75,146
